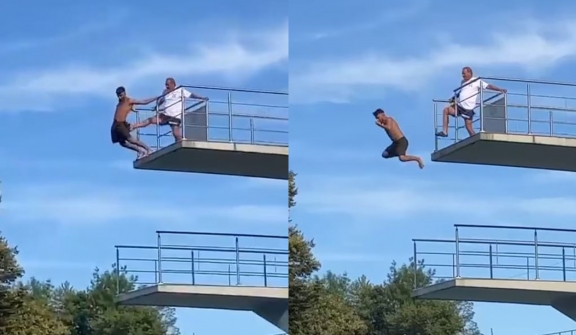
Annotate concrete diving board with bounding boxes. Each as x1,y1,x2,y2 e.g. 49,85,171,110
117,284,288,332
431,132,576,171
412,278,576,322
432,77,576,171
134,140,288,180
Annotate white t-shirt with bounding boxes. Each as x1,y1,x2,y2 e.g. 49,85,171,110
457,77,488,110
160,88,192,118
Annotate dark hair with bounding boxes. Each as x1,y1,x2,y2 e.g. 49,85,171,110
373,108,384,117
115,86,126,95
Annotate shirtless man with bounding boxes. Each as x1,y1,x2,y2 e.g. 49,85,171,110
131,77,208,142
111,86,157,158
374,109,424,169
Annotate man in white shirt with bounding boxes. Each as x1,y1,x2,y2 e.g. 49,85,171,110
131,77,208,142
436,67,506,138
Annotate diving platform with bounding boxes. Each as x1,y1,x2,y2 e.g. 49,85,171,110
114,231,288,332
433,77,576,171
133,140,288,179
132,85,288,180
412,224,576,322
117,285,288,332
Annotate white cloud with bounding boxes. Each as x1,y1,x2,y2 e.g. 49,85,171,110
290,17,576,104
2,182,285,225
296,174,576,220
0,23,288,112
296,1,429,42
0,10,127,55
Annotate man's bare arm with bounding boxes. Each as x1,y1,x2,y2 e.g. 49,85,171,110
375,120,391,130
130,96,159,105
187,90,208,100
486,84,507,93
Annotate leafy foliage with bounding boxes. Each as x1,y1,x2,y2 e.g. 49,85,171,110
0,232,179,335
288,172,482,335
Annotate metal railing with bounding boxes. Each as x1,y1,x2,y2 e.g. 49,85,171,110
115,231,288,293
132,85,288,152
542,330,576,335
412,224,576,287
433,77,576,151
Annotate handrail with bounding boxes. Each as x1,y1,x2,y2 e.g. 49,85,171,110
131,84,288,154
412,224,576,286
114,231,288,293
433,76,576,151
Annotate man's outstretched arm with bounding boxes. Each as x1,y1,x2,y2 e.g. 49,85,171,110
486,83,507,93
130,96,159,105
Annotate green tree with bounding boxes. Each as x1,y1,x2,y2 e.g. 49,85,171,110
319,262,482,335
0,233,69,335
22,267,180,335
288,172,366,335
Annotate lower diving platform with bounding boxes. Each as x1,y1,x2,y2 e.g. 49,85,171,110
114,231,288,332
412,224,576,322
432,76,576,171
117,284,288,332
134,140,288,180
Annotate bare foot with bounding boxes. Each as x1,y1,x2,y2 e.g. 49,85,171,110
418,160,425,169
136,150,146,159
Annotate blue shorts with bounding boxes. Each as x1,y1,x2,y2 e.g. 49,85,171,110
455,105,474,120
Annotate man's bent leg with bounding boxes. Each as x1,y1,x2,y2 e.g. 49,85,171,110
120,141,142,153
464,119,475,137
131,116,159,130
436,106,455,137
126,136,152,155
398,155,424,169
171,124,183,142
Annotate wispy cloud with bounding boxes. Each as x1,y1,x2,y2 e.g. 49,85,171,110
290,17,576,104
0,10,127,55
297,1,429,42
2,182,285,225
0,22,288,112
296,174,576,221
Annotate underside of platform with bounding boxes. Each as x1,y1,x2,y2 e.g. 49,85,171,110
133,140,288,180
432,133,576,171
117,284,288,332
412,278,576,322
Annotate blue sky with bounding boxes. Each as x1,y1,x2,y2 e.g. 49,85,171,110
290,1,576,335
0,1,287,335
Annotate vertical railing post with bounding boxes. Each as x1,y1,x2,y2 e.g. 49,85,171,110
250,119,255,144
157,233,163,284
534,229,539,280
191,251,196,285
154,260,158,283
433,102,438,151
489,244,493,279
562,247,567,282
228,264,232,286
455,227,461,278
155,102,160,150
227,92,233,142
181,94,186,140
549,111,554,136
479,84,484,132
235,237,241,285
412,241,417,288
527,84,532,134
453,92,459,143
503,91,509,134
526,257,530,280
263,254,268,287
115,247,120,294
